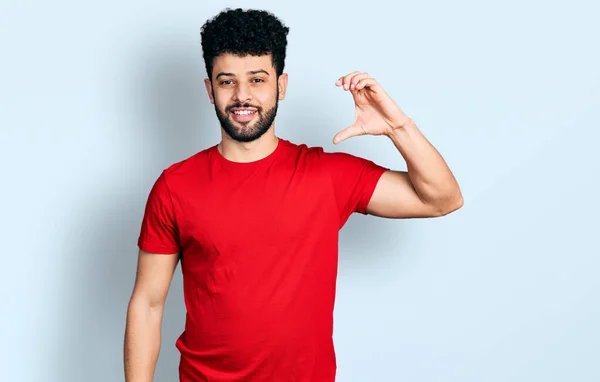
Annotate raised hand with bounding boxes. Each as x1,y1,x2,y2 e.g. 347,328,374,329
333,71,411,144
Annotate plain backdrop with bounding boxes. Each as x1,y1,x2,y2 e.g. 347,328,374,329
1,0,599,381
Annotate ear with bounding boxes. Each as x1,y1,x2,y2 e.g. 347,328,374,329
204,78,215,104
277,73,288,100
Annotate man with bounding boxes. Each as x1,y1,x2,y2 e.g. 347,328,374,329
124,7,463,382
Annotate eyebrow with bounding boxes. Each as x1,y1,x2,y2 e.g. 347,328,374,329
215,69,270,79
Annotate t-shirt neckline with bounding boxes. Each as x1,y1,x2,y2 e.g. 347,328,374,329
211,138,288,170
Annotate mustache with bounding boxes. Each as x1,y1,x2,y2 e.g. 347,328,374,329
226,103,262,113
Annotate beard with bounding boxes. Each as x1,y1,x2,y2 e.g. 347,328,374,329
214,88,279,143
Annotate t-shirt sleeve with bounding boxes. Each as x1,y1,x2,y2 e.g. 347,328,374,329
137,171,181,254
321,150,389,228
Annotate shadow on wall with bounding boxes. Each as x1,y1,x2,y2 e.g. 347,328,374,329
49,43,216,382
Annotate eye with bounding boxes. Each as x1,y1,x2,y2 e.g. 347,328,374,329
252,78,265,83
220,80,234,85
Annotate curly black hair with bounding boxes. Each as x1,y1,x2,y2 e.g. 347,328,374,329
200,8,290,80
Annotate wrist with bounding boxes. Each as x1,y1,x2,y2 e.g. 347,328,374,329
385,118,417,142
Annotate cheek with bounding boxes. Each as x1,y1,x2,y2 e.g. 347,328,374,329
214,95,230,110
211,88,229,105
256,88,278,106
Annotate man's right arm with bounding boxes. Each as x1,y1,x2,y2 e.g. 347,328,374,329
124,249,180,382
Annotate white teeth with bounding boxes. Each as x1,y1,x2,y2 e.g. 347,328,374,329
233,110,255,115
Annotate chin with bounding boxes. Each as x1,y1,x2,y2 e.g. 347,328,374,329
215,103,277,143
224,124,262,143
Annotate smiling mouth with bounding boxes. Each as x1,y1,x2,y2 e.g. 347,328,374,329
231,110,256,116
229,108,258,123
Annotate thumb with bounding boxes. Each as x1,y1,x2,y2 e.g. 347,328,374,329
332,123,365,144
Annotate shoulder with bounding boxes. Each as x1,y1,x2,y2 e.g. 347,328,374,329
150,145,216,192
279,138,366,166
279,139,388,190
164,146,213,175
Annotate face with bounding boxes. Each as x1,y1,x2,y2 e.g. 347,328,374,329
205,53,287,143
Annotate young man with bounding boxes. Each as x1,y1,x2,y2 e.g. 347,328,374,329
124,7,463,382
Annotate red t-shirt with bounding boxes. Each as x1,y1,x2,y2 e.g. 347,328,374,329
138,138,388,381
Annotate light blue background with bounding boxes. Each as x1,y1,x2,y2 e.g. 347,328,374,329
1,0,599,381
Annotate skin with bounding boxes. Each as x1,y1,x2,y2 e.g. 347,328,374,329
124,53,463,381
124,250,178,382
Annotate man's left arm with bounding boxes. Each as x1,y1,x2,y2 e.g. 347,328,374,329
367,118,463,218
333,71,463,219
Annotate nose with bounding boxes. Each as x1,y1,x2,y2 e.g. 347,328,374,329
233,82,251,103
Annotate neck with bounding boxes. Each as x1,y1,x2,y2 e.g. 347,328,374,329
218,129,279,163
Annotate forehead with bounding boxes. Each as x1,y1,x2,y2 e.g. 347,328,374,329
212,53,274,77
